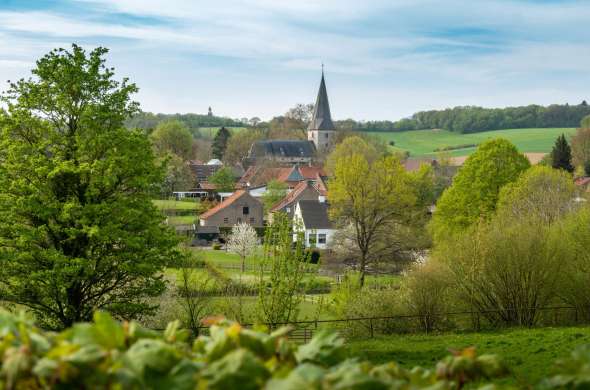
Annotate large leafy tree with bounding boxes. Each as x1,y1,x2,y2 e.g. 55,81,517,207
431,138,530,242
551,134,574,173
149,119,193,160
328,138,422,287
208,166,235,192
571,128,590,172
211,126,231,160
0,45,180,328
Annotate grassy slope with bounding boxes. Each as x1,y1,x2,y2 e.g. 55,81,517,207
370,127,577,157
347,326,590,386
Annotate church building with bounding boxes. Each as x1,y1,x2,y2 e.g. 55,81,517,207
243,71,337,167
307,70,336,152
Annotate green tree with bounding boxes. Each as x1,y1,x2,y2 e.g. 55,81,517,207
551,134,574,172
257,212,310,327
261,179,288,213
208,166,235,192
212,126,231,160
0,45,180,329
431,139,530,241
149,120,193,160
497,165,576,224
571,128,590,170
328,138,419,287
223,129,264,165
160,153,194,197
581,114,590,129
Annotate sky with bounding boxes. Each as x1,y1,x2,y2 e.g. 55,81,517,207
0,0,589,121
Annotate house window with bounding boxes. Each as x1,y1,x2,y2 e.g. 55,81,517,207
325,133,329,138
308,234,317,245
243,206,249,215
318,234,327,244
249,217,255,223
237,217,242,223
286,207,291,213
223,217,229,224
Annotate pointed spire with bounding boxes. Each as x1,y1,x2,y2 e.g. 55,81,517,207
308,68,335,131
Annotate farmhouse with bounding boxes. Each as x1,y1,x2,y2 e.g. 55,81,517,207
199,190,263,228
293,200,335,249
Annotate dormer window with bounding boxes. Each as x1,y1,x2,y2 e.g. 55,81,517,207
243,206,249,215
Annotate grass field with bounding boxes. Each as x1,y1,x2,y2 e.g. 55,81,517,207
153,199,199,211
347,326,590,386
370,127,577,157
197,127,247,139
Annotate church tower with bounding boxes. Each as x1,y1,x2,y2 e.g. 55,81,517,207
307,70,336,152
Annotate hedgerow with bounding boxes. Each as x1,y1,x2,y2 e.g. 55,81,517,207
0,309,584,389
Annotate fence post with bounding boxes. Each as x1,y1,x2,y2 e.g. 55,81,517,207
369,318,374,338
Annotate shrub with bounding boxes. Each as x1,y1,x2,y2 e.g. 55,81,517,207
401,261,453,332
306,249,321,264
330,273,406,337
212,243,222,250
388,140,395,146
0,310,514,389
439,216,561,327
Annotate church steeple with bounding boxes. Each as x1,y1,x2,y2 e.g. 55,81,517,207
307,68,336,152
308,70,335,131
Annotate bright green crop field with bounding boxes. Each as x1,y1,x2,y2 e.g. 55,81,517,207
347,326,590,386
370,127,577,157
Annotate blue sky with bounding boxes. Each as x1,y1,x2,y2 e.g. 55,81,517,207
0,0,589,121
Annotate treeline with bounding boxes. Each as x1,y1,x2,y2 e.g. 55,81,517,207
125,111,246,136
336,102,590,133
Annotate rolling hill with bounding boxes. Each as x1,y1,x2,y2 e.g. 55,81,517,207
370,127,577,157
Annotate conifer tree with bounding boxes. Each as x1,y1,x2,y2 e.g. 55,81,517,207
212,126,231,160
551,134,574,173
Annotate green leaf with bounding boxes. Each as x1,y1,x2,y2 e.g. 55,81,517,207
294,330,345,367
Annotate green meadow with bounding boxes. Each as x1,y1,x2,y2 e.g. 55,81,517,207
370,127,577,157
347,326,590,386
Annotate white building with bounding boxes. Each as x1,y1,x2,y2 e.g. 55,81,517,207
293,200,336,250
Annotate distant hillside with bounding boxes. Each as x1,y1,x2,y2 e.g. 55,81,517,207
125,112,246,135
337,102,590,133
371,127,577,157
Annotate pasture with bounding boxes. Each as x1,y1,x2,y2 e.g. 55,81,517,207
347,326,590,386
370,127,577,157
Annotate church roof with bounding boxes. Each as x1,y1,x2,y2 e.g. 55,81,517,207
249,140,316,159
308,71,335,131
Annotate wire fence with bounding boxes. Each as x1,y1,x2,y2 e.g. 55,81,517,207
184,306,586,343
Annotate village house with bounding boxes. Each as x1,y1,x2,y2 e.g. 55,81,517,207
270,180,323,218
293,200,335,249
240,164,328,191
199,190,264,228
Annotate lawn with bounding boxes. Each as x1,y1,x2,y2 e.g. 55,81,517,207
167,215,197,225
347,326,590,386
369,127,577,157
153,199,199,211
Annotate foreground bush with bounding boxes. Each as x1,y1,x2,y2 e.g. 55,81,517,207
0,310,514,389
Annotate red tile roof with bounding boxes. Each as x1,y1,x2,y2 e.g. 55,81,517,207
240,165,327,188
200,190,246,219
575,177,590,187
270,181,319,212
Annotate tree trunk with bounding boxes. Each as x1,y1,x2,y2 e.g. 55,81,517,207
241,255,245,273
359,255,367,287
